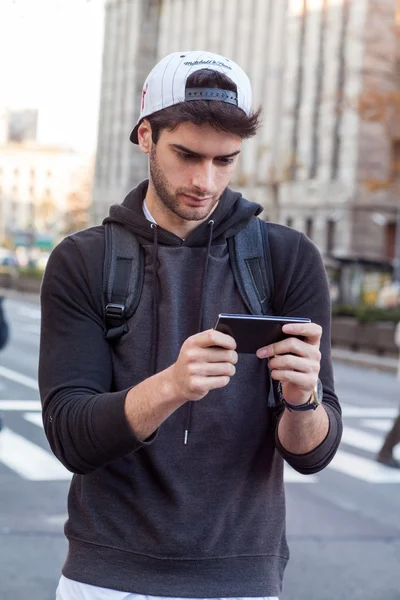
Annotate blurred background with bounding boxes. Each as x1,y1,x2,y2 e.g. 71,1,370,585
3,0,400,309
1,1,400,599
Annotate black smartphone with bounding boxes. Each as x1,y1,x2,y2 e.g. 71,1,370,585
214,313,311,354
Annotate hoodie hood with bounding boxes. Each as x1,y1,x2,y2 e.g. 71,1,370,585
103,180,263,245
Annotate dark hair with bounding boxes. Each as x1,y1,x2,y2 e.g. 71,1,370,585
147,69,262,143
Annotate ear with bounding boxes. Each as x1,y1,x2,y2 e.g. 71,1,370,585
137,119,152,154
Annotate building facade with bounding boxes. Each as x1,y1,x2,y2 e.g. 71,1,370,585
92,0,160,225
0,108,38,145
0,141,93,246
93,0,400,303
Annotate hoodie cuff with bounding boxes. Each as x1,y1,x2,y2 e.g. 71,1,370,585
275,404,341,475
90,389,158,459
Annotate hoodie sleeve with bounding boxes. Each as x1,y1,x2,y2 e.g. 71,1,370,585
269,228,342,474
39,233,156,475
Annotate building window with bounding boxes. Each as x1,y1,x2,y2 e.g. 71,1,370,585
331,0,350,180
310,0,328,179
291,0,308,181
305,217,313,239
326,219,336,254
385,221,396,260
392,140,400,180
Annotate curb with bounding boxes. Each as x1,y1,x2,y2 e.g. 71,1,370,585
331,347,398,375
0,287,40,305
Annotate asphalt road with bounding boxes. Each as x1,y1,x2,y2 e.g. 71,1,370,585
0,296,399,600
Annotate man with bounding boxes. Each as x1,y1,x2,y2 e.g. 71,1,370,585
376,414,400,468
39,51,342,600
0,296,8,433
0,296,8,352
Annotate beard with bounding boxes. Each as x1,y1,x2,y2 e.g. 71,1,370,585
149,145,222,222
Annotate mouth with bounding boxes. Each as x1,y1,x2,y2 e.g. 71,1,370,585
182,194,213,204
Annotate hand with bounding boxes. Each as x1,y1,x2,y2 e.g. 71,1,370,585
170,329,238,402
256,322,322,405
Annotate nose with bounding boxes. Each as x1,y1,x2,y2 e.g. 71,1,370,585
191,161,213,194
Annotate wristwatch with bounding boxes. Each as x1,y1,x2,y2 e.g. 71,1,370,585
277,378,323,411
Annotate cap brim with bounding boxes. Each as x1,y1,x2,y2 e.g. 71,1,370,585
129,124,139,144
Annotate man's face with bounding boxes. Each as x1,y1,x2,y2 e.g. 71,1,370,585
142,121,242,225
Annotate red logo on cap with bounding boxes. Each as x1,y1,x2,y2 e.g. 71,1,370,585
141,83,148,111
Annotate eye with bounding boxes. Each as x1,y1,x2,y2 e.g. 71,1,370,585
216,157,234,165
178,152,197,161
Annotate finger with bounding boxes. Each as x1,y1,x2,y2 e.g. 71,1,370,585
184,346,238,366
191,329,237,350
186,375,231,399
257,336,321,359
268,354,319,374
270,369,316,389
282,322,322,346
196,375,232,391
207,348,238,364
209,376,232,390
188,361,236,378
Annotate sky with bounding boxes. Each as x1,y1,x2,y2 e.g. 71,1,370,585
0,0,105,154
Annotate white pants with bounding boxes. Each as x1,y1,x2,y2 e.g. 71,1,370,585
56,575,279,600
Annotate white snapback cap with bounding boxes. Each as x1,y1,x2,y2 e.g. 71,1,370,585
130,50,252,144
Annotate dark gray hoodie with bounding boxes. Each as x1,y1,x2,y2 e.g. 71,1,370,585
39,181,342,598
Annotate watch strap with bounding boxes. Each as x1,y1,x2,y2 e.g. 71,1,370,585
277,382,319,411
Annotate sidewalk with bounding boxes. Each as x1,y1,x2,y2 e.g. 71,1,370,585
331,347,398,374
0,287,40,305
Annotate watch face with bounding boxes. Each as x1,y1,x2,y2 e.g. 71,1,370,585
315,378,323,405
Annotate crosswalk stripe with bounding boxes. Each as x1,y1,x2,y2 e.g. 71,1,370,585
25,324,41,335
284,464,317,483
342,426,400,461
0,427,71,481
341,404,398,418
329,449,400,483
24,412,43,427
0,366,38,390
361,419,393,433
0,400,41,411
17,307,41,320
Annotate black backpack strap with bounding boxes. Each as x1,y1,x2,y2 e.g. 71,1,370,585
228,217,274,316
103,223,144,342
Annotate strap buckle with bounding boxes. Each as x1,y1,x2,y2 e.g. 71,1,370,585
105,303,125,320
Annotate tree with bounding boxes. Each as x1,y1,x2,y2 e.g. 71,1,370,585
63,160,94,234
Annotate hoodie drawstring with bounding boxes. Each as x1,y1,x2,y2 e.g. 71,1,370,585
150,223,159,376
184,219,214,445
